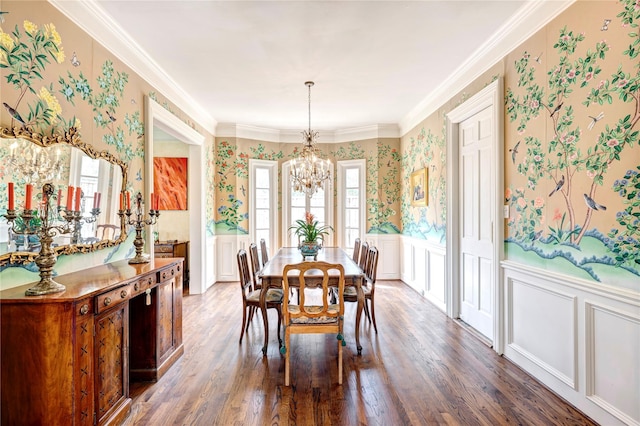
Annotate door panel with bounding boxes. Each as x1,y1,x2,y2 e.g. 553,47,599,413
459,105,494,340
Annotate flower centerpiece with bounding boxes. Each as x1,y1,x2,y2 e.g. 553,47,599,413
289,212,333,260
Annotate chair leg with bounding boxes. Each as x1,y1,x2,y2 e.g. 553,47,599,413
261,305,269,356
247,306,255,331
337,332,343,385
370,297,378,334
363,299,372,323
284,329,291,386
276,305,283,346
239,305,247,343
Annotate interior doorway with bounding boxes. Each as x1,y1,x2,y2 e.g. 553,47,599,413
446,78,504,352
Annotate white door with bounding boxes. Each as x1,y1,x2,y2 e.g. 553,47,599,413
459,105,494,340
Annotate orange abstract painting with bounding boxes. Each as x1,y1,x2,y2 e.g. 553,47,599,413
154,157,188,210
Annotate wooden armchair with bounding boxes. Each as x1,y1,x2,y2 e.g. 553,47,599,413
248,243,262,290
358,241,369,270
237,249,282,355
280,261,346,386
352,237,361,263
260,238,269,266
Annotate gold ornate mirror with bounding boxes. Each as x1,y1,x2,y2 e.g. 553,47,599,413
0,127,128,267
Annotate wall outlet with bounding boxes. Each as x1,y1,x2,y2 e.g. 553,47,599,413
503,204,510,219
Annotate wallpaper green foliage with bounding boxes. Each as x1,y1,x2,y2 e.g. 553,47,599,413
504,0,640,286
401,126,447,243
213,138,401,236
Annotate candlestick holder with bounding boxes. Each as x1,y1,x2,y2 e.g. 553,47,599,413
69,200,101,244
2,183,77,295
120,191,159,264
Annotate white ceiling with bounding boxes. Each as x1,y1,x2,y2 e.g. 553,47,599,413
52,0,572,136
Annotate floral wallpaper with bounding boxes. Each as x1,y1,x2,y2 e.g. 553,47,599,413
213,137,401,239
504,0,639,286
0,2,209,286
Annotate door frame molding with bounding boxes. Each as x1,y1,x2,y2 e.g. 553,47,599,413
445,78,504,353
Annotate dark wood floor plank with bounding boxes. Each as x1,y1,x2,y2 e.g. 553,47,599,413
124,280,596,426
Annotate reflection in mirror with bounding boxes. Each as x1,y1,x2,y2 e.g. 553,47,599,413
0,127,127,266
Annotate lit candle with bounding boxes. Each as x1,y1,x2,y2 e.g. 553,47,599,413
25,184,33,211
75,187,82,211
126,191,131,210
66,186,74,211
8,182,14,210
119,192,123,210
57,189,62,207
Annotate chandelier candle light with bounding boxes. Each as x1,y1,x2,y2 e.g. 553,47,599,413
3,182,90,295
290,81,332,196
120,191,159,264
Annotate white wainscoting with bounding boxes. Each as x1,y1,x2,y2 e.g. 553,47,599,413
204,235,216,291
214,235,251,282
398,235,447,312
502,261,640,426
362,234,401,281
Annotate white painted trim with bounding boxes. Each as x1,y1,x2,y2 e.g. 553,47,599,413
216,123,399,143
446,78,504,353
49,0,217,134
248,159,278,257
336,159,366,249
399,0,574,135
144,97,207,294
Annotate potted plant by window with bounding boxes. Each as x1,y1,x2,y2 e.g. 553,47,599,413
289,212,333,260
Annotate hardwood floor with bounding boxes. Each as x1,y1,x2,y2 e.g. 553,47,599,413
126,280,596,425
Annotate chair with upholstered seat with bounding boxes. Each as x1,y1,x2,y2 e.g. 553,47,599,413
280,261,346,386
237,249,283,355
96,224,120,240
352,238,361,263
358,241,369,271
260,238,269,267
345,246,379,333
249,243,263,291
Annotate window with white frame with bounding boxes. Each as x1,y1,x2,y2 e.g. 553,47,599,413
249,159,278,260
282,160,333,247
337,159,365,251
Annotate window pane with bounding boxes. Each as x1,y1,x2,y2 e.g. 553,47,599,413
346,168,359,187
310,207,325,225
255,168,269,187
346,229,359,248
291,207,305,223
81,157,100,176
310,188,324,207
346,209,359,228
291,191,305,208
256,188,270,208
256,209,270,229
346,188,359,208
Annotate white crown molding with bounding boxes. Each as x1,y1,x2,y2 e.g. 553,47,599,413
399,0,575,136
49,0,218,135
215,123,399,143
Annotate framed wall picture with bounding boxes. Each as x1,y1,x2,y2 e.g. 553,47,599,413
411,168,428,206
154,157,188,210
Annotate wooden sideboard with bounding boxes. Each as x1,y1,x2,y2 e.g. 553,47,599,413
155,240,189,293
0,258,184,426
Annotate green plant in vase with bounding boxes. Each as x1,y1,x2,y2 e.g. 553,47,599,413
289,212,333,260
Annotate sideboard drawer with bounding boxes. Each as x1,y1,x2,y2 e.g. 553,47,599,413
158,264,180,282
154,244,174,254
131,274,156,297
96,284,132,314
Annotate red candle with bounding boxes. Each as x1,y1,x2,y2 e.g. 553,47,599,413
75,187,82,211
57,189,62,207
8,182,14,210
119,193,123,210
150,193,155,211
126,191,131,210
155,194,159,210
25,184,33,210
96,192,101,209
93,192,97,209
66,186,74,211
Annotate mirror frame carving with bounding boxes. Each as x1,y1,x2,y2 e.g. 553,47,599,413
0,126,128,267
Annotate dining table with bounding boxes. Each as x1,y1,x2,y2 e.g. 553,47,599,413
259,246,366,355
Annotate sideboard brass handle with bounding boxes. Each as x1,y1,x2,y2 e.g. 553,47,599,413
120,290,128,298
104,297,112,306
171,268,175,276
80,304,89,315
162,272,166,280
134,282,140,291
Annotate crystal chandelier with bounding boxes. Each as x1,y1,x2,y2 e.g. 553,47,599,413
290,81,331,195
8,138,62,185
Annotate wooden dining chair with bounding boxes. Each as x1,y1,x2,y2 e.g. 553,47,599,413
345,246,379,333
280,261,346,386
249,243,262,290
260,238,269,266
352,238,361,263
358,241,369,270
237,249,283,354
